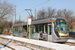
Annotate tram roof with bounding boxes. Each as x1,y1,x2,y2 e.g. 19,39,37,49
13,18,64,26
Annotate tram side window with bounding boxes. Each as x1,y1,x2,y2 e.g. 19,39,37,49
38,25,40,32
34,24,44,33
48,25,51,35
19,27,22,33
18,28,21,33
40,24,44,33
36,25,38,33
15,28,18,32
13,28,15,32
34,25,38,33
44,24,47,33
38,24,44,33
54,24,58,33
23,26,27,31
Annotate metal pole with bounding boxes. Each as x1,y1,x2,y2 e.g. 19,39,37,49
29,25,30,40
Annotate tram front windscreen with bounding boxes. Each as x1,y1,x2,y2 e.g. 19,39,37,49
56,19,69,33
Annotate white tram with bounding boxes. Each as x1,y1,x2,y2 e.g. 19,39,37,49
13,18,69,42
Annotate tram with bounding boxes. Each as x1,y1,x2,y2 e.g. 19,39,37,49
13,18,69,42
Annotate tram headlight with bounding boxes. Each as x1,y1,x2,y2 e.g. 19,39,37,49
67,36,69,37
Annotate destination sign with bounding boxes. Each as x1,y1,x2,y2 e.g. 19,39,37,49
56,19,66,23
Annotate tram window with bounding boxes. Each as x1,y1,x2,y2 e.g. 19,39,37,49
34,25,38,33
34,24,45,33
15,28,18,33
48,24,51,35
32,27,34,34
41,24,44,33
38,24,44,33
33,26,35,33
54,24,58,33
18,27,22,33
36,26,38,32
49,25,51,35
44,24,47,33
15,28,18,31
61,28,63,31
25,26,27,32
45,24,47,33
38,24,40,31
13,28,15,32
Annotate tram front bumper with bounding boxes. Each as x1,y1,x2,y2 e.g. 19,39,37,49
56,37,71,42
53,37,71,42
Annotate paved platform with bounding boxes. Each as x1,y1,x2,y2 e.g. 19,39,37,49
0,35,75,50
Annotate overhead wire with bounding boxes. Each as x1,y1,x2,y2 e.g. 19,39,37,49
16,0,50,15
31,0,50,9
30,0,50,18
16,10,25,15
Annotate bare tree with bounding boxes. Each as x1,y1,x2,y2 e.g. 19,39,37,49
37,7,56,19
8,21,13,28
37,8,46,19
56,9,73,20
0,0,15,21
0,20,9,28
47,7,56,18
68,17,75,29
56,10,63,18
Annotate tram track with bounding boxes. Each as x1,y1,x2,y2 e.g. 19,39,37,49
17,43,34,50
0,42,15,50
0,37,36,50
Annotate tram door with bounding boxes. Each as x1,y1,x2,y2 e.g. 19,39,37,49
48,23,52,41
